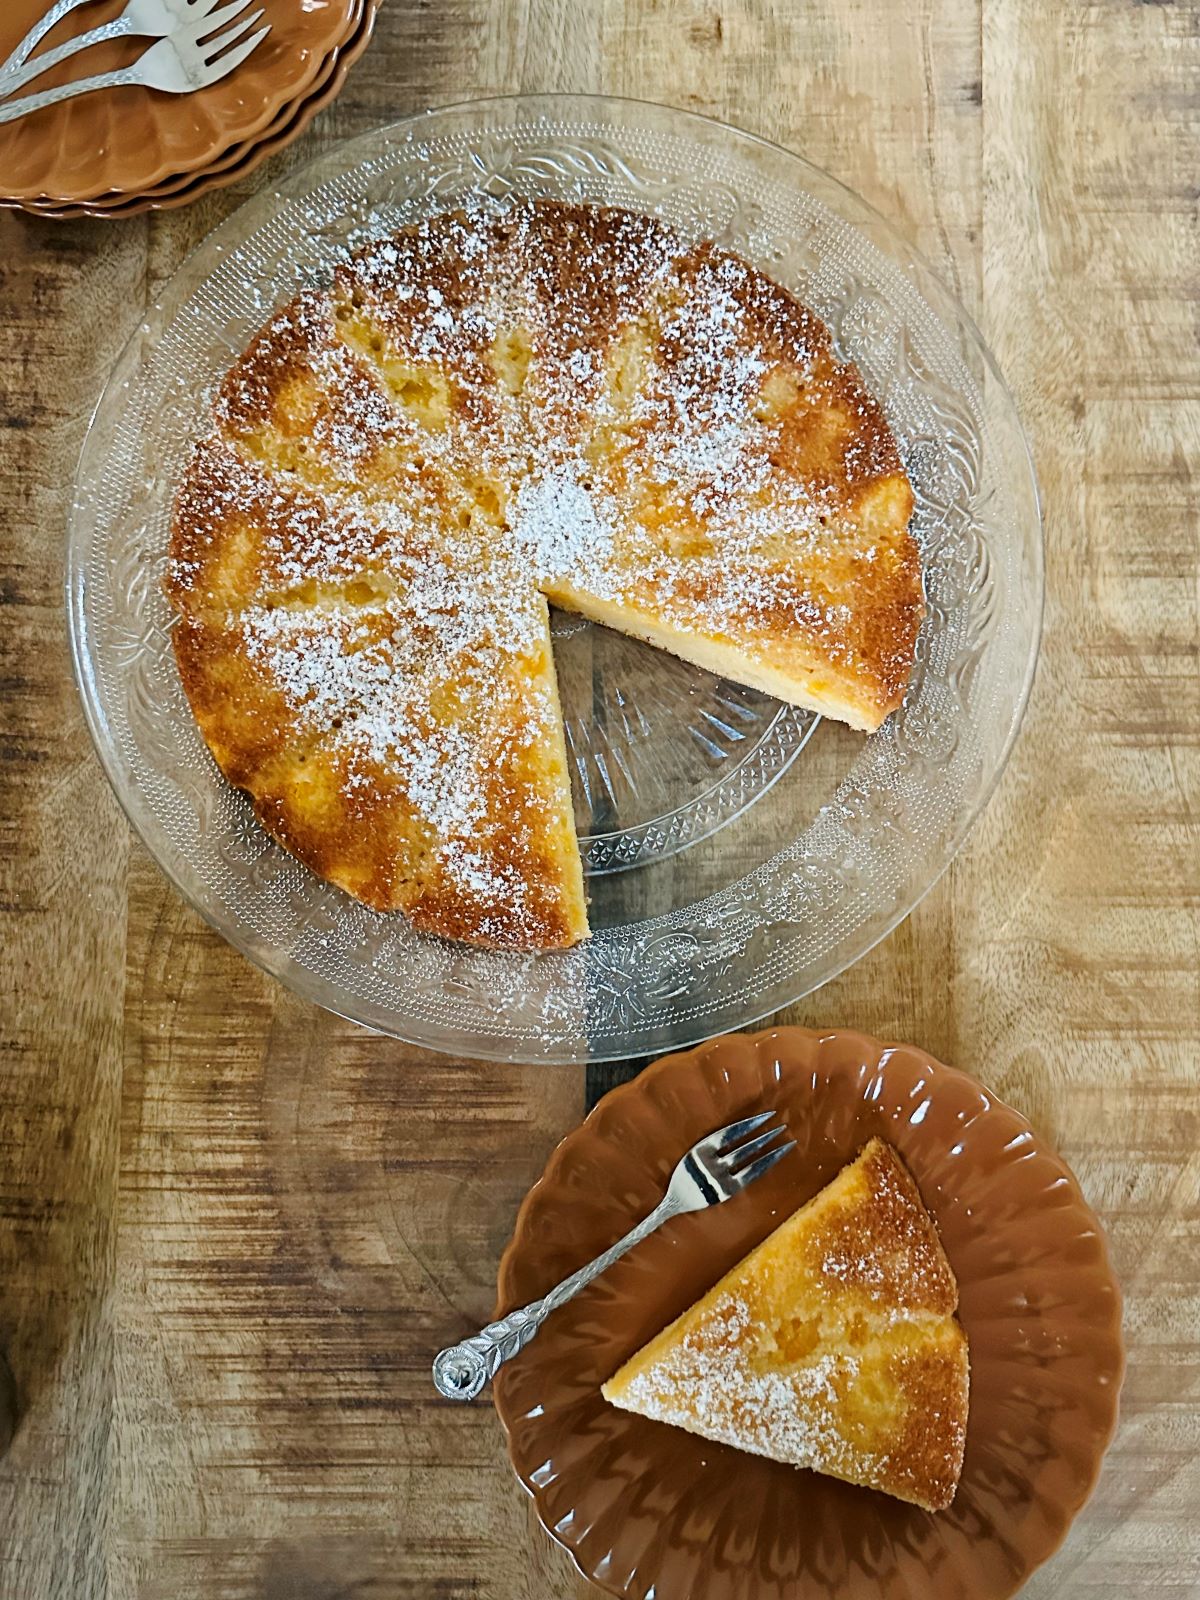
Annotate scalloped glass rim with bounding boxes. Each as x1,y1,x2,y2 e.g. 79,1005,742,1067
67,95,1043,1063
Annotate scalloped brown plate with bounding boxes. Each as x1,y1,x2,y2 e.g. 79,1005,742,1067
0,0,361,204
5,0,376,219
493,1028,1124,1600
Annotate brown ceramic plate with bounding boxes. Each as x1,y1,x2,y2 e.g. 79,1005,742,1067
7,0,375,219
493,1028,1123,1600
76,0,367,204
6,5,357,214
4,0,377,219
0,0,359,203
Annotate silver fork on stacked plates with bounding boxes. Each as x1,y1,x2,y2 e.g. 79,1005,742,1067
432,1110,796,1402
0,0,269,123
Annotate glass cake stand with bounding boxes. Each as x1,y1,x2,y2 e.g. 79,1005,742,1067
67,94,1042,1063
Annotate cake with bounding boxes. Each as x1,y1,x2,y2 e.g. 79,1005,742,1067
167,202,922,950
601,1138,969,1511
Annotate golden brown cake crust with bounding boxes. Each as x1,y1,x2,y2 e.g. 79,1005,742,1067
805,1137,960,1317
167,201,922,949
602,1138,969,1512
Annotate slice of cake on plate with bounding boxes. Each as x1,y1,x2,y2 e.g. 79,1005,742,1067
602,1137,969,1511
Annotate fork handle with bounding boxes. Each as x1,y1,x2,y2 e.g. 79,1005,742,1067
0,0,91,80
0,17,136,99
0,63,139,124
432,1193,683,1401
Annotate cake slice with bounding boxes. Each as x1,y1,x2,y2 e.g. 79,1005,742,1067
601,1138,969,1511
168,437,587,948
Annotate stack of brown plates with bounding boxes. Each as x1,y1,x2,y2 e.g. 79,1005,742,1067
0,0,378,218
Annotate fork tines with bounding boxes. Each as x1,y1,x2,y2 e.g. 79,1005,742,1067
711,1112,795,1186
713,1109,776,1150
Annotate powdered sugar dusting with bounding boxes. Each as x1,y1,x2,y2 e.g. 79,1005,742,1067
618,1294,871,1478
169,200,914,936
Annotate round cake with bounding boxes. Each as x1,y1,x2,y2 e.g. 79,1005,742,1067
166,201,921,951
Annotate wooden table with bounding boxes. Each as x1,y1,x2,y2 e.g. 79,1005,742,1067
2,2,1198,1595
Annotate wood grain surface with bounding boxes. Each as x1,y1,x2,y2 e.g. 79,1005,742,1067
1,2,1198,1596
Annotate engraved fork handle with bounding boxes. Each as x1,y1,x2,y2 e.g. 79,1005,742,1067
0,63,140,124
0,0,91,81
432,1192,683,1401
0,15,136,99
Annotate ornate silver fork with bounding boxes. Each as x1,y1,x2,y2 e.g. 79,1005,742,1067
432,1110,796,1402
0,2,267,125
0,0,237,98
